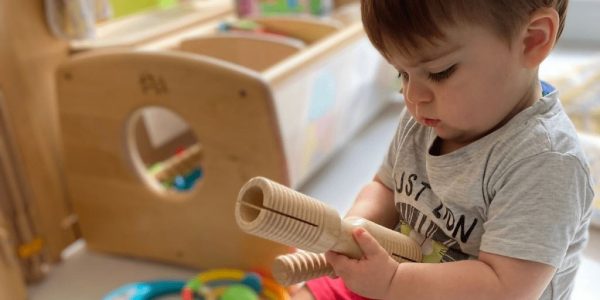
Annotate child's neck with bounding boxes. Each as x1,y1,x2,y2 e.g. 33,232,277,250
430,138,465,156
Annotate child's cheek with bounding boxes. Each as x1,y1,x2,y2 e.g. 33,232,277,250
405,101,417,118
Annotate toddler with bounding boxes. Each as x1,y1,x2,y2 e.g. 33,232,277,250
293,0,593,299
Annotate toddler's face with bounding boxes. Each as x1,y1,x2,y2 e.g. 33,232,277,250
388,23,538,150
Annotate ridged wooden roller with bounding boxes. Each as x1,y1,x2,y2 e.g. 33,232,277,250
272,252,334,285
235,177,422,285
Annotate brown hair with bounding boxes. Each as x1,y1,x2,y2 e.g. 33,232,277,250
361,0,568,59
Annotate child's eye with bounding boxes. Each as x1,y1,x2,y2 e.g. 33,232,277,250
428,64,457,82
397,72,408,93
397,71,409,81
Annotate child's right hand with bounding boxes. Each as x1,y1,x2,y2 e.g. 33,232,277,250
325,227,399,299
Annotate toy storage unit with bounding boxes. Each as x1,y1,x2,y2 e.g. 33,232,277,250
57,12,396,270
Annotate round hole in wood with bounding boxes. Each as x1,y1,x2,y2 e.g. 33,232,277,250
125,106,204,194
239,186,265,222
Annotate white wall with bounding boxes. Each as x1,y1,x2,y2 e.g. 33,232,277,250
560,0,600,46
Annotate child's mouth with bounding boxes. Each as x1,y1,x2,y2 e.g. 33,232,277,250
423,118,440,127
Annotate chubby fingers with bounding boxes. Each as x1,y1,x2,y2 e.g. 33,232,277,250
324,250,350,266
325,250,355,279
352,228,387,259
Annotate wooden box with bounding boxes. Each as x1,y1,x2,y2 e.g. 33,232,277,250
56,9,395,270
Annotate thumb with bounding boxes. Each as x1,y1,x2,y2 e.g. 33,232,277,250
353,228,385,258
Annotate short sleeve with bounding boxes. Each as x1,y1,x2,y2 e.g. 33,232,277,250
480,152,592,268
377,107,411,190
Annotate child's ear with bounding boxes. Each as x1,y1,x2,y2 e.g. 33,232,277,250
520,7,560,68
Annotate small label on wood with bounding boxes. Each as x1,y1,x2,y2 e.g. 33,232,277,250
139,72,169,95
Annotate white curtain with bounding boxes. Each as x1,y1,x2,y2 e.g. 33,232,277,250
44,0,112,40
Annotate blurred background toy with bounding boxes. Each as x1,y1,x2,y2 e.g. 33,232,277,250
180,268,289,300
236,0,333,17
102,280,185,300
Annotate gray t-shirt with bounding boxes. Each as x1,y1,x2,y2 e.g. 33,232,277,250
377,85,594,299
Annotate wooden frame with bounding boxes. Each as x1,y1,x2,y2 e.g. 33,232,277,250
0,0,76,280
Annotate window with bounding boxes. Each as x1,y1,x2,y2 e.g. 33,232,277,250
561,0,600,45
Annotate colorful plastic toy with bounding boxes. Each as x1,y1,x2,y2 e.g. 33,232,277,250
181,268,290,300
102,280,185,300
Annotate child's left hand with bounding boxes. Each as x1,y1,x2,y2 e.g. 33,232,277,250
325,227,400,299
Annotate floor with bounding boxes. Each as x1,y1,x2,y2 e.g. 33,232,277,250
27,101,600,299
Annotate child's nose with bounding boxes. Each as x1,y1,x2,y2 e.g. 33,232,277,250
405,81,433,104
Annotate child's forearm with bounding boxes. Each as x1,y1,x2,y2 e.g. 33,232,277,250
385,260,502,300
344,178,398,229
384,252,554,300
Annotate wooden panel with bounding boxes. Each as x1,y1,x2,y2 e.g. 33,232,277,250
179,33,303,72
334,0,359,7
0,0,76,274
57,50,292,270
264,26,395,187
252,16,342,44
0,89,47,282
262,21,363,85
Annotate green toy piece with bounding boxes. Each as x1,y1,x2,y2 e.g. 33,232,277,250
221,284,259,300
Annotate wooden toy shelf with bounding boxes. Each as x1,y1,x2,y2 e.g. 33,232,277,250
57,6,395,271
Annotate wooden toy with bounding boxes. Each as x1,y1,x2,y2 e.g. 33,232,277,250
57,7,395,270
272,251,332,285
235,177,422,285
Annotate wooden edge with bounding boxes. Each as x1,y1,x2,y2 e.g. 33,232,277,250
262,21,364,85
137,17,234,51
178,32,305,72
251,15,343,44
253,15,344,30
61,47,259,76
179,31,306,51
0,89,45,281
